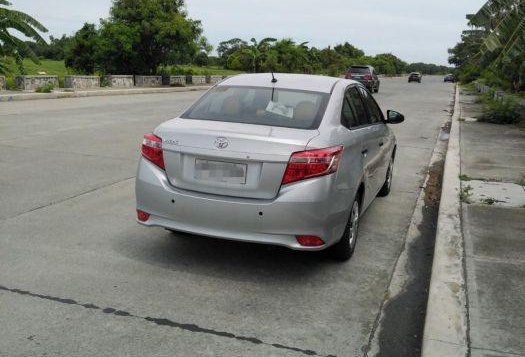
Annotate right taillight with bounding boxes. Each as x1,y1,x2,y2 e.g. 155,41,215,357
141,133,165,170
282,146,344,185
364,74,372,80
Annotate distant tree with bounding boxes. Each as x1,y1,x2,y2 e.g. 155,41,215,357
64,23,98,74
371,53,407,75
96,0,204,74
26,34,72,60
0,0,47,73
217,38,248,66
334,42,364,58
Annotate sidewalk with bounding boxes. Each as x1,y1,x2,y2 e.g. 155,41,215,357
459,88,525,356
0,85,211,102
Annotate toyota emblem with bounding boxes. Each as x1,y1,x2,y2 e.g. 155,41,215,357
214,137,230,149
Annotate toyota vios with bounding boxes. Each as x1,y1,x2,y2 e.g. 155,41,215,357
136,73,404,260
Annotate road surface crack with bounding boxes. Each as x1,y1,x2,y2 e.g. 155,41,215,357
0,284,336,357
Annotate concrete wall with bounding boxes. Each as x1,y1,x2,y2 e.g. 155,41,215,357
0,76,5,91
207,75,223,84
16,76,59,91
103,75,134,88
64,76,100,90
135,75,162,87
163,75,186,87
188,75,206,85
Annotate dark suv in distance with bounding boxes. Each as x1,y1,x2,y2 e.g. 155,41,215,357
444,74,456,82
408,72,422,83
345,65,380,93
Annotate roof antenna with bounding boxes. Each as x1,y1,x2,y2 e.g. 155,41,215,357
271,71,278,83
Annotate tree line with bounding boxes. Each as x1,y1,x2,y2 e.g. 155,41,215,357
2,0,454,77
448,0,524,91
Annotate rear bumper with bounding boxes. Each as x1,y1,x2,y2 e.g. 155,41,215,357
135,158,348,250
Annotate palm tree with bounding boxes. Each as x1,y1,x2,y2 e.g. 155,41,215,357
0,0,48,73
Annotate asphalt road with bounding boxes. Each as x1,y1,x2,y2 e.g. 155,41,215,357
0,76,454,357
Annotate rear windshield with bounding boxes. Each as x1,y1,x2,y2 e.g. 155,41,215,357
350,67,370,74
181,86,330,129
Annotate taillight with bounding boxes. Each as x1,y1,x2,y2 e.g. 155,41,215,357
345,73,352,79
364,74,372,80
142,133,165,170
296,235,325,247
282,146,344,185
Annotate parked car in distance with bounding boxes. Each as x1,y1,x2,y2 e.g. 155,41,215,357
408,72,422,83
444,74,456,82
136,73,405,261
345,65,380,93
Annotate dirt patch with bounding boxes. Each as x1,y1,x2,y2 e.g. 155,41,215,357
424,159,445,207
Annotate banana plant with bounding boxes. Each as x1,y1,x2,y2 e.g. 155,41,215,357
0,0,47,73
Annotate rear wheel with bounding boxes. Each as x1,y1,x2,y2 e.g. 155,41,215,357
331,197,360,261
378,157,394,197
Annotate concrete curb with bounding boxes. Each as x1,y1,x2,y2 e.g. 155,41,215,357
421,85,469,356
0,85,211,102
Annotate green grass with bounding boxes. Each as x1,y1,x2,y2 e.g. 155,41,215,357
178,65,243,76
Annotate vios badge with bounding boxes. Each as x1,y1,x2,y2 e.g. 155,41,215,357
214,137,230,149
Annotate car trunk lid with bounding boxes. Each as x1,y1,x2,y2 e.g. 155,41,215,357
156,119,319,199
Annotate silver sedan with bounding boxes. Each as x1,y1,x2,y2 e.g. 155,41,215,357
135,73,404,260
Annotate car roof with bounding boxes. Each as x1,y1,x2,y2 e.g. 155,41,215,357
219,73,342,93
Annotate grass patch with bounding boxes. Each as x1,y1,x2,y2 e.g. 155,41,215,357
460,184,473,203
459,174,472,181
158,65,243,76
480,197,504,205
34,82,55,93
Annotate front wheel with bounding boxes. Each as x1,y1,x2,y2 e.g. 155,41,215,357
331,197,360,261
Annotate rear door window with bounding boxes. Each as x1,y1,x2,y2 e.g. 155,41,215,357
346,87,369,126
358,87,384,124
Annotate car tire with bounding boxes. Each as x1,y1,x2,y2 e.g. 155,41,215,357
377,157,394,197
331,195,360,261
374,86,379,93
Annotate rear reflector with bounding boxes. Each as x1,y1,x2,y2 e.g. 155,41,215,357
282,146,344,185
137,210,150,222
142,133,165,170
296,235,325,247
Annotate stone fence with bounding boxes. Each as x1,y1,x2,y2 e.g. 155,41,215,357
0,76,5,91
16,75,59,91
103,75,134,88
207,75,224,84
135,75,162,87
188,75,206,85
64,76,100,89
7,74,214,92
163,75,186,87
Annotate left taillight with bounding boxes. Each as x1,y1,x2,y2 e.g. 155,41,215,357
141,133,165,170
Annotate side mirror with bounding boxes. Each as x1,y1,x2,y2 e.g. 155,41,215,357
386,110,405,124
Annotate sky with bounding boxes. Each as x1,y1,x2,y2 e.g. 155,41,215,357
11,0,487,65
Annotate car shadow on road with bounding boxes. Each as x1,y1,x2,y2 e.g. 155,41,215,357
113,227,344,285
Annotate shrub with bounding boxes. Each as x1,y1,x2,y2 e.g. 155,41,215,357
479,95,523,124
35,82,55,93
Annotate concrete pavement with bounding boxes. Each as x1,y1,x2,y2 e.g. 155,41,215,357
459,88,525,357
0,77,454,356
